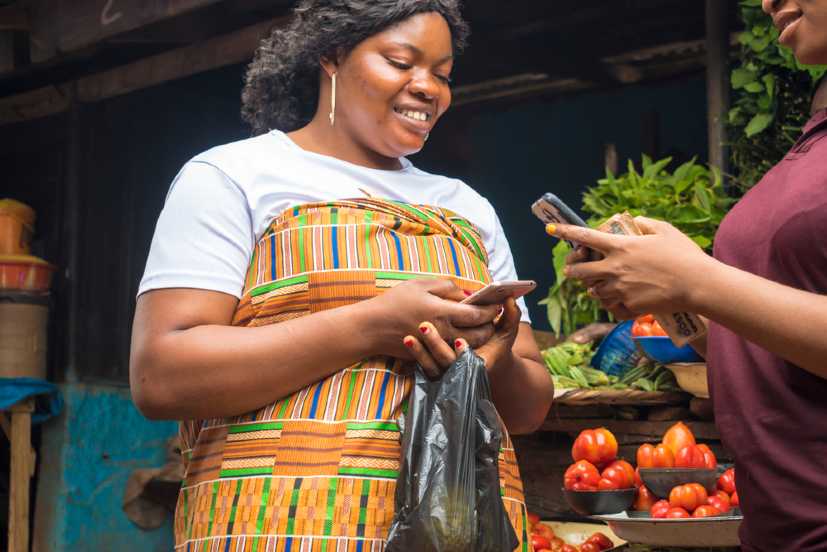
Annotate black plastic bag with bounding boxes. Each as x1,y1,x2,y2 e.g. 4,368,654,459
386,350,519,552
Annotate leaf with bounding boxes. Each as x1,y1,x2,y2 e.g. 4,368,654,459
744,81,764,93
731,67,756,89
692,235,712,249
762,73,776,99
546,295,563,338
744,112,774,137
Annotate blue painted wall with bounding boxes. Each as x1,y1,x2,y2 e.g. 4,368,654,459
34,384,177,551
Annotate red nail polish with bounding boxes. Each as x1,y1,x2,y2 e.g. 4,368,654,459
454,339,463,349
463,290,472,297
404,338,414,348
419,325,429,334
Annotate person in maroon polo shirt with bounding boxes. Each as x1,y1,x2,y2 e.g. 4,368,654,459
548,1,827,550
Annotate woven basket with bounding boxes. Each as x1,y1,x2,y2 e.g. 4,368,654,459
553,388,688,406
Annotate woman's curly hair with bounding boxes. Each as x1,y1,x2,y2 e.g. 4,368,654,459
241,0,470,135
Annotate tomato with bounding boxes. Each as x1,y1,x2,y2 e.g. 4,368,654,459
650,499,671,518
662,421,696,457
675,444,707,469
585,532,614,550
634,467,643,488
730,491,739,506
601,459,634,489
531,534,551,550
638,314,656,324
560,545,578,552
549,537,565,552
633,485,657,511
571,428,618,467
707,494,731,513
580,543,601,552
693,504,723,518
669,483,708,512
527,512,540,527
636,443,655,468
717,467,736,494
650,320,668,336
534,523,555,540
652,443,675,468
696,444,717,469
666,507,691,518
633,322,653,336
564,460,601,490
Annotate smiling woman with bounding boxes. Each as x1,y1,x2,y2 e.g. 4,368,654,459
130,1,553,550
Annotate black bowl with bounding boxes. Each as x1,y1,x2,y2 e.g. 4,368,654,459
639,468,717,498
562,487,636,516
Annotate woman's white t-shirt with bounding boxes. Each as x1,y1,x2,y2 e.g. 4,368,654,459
139,130,530,323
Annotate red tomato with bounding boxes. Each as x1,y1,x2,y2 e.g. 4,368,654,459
650,499,671,518
580,543,601,552
652,443,675,468
571,428,618,467
633,485,657,511
527,512,540,526
717,467,736,494
696,444,718,469
636,443,655,468
707,494,731,513
560,545,578,552
669,483,708,512
663,422,696,457
650,320,668,336
585,532,614,550
601,460,635,489
564,460,601,490
638,314,656,324
666,507,691,518
631,321,649,337
730,491,739,506
531,534,551,550
693,505,723,518
634,467,643,488
549,537,565,552
675,444,707,469
534,523,555,540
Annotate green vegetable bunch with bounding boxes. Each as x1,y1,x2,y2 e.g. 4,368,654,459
538,241,602,338
581,156,734,251
728,0,826,190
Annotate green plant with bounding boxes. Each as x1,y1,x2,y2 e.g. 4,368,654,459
582,156,735,250
538,240,602,338
728,0,826,189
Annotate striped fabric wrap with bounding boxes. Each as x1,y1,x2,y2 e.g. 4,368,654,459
174,198,530,551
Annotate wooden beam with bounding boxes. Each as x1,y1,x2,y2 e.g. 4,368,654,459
0,32,13,75
705,0,730,176
0,5,29,31
0,85,71,124
28,0,224,63
75,17,283,103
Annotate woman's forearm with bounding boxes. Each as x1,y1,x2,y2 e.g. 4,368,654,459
690,258,827,379
131,299,387,420
488,346,553,434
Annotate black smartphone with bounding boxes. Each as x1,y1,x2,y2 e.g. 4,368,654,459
531,193,589,245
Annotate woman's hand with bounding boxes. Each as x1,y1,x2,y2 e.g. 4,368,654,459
369,278,501,360
548,217,714,317
404,297,522,379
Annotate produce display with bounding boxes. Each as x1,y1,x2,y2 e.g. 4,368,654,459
630,315,667,337
525,513,615,552
541,342,680,392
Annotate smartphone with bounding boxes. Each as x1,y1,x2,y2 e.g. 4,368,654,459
461,280,537,306
531,192,595,258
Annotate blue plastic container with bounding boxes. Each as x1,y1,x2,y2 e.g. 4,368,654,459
634,336,703,364
591,320,643,377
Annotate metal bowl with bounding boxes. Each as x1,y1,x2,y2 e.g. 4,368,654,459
639,467,717,498
562,488,636,516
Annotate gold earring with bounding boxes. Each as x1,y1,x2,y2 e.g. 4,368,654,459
329,73,336,126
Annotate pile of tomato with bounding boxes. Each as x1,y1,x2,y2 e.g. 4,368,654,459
631,314,667,337
563,428,635,491
526,513,614,552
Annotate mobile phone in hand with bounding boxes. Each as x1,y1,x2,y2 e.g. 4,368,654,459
461,280,536,306
531,192,595,259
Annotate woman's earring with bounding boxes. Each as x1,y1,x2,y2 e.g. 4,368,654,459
329,73,337,126
424,132,429,142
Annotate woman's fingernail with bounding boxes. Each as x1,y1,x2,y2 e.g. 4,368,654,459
419,324,429,334
454,339,464,349
545,223,557,235
463,290,472,297
404,337,415,348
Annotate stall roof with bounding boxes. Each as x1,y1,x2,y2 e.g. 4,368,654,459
0,0,741,124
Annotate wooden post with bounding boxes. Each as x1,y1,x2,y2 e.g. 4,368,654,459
705,0,730,177
8,398,35,552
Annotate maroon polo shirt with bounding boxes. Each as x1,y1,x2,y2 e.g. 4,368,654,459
708,109,827,551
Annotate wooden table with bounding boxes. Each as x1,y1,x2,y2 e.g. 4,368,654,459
0,398,36,552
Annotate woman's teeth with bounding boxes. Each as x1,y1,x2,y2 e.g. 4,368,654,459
397,109,429,121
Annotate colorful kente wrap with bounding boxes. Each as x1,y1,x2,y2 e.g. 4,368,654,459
174,198,530,551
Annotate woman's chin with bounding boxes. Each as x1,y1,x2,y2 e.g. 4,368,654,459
792,43,827,66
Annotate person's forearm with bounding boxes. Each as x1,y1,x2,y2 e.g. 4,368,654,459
690,258,827,379
131,299,388,420
487,353,553,434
